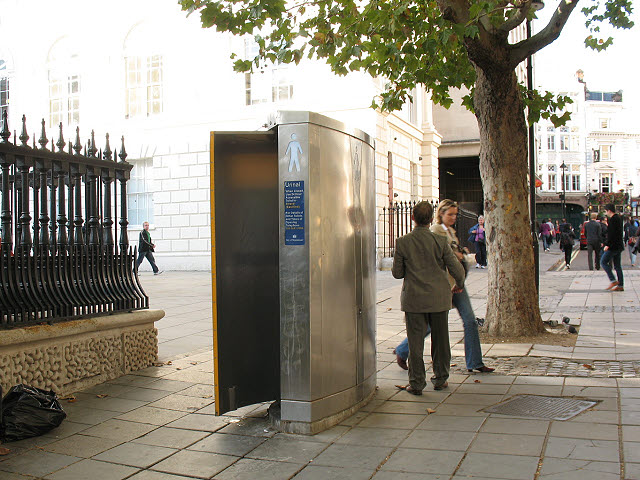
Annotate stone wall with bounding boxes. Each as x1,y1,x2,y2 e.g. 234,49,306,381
0,310,164,396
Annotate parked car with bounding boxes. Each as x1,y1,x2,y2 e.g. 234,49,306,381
579,221,588,250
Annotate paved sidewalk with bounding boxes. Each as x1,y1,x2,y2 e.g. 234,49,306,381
2,248,640,479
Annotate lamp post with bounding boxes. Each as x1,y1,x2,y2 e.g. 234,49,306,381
527,0,544,291
560,162,567,219
627,182,634,215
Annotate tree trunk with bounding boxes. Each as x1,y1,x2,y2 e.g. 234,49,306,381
473,66,545,336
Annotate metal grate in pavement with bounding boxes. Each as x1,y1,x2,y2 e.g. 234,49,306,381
482,395,597,421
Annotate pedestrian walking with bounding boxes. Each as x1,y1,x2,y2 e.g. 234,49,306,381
539,219,552,251
554,220,561,243
469,215,487,268
584,213,604,271
558,219,575,269
623,216,638,267
392,201,466,395
136,221,163,275
393,200,494,378
601,204,624,291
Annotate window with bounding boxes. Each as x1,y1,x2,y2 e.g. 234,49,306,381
127,158,154,227
244,38,293,105
124,24,163,118
546,126,555,132
410,162,419,200
600,173,612,193
600,118,609,129
548,164,556,172
0,58,8,118
560,135,570,151
571,136,580,151
47,38,81,127
548,174,556,191
600,144,611,161
572,175,581,191
559,126,569,133
547,135,555,150
564,173,571,191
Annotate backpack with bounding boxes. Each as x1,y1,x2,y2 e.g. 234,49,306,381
560,231,574,247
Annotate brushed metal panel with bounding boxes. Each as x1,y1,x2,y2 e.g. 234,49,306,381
279,124,311,401
280,371,377,423
312,126,357,400
277,111,376,420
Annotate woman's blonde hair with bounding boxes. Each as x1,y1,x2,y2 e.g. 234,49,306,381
435,199,459,224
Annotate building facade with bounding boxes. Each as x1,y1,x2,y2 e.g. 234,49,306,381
535,71,640,226
0,0,443,269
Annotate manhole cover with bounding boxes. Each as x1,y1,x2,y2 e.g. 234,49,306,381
482,395,598,421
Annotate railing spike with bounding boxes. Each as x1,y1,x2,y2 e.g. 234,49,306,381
19,114,29,146
73,126,82,155
38,119,48,149
0,109,10,143
119,135,128,163
88,130,97,157
56,122,66,152
103,133,112,161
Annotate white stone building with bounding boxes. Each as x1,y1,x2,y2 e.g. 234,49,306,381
0,0,444,270
535,72,640,223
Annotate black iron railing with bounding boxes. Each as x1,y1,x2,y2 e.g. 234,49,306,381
380,200,479,256
0,112,148,328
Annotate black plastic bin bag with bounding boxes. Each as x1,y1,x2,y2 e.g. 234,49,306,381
0,384,67,442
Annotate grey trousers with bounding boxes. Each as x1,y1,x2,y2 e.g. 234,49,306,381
587,242,601,270
405,311,450,391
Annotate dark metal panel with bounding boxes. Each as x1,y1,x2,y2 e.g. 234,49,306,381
212,132,280,415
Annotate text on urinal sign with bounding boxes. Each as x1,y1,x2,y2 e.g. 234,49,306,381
284,181,305,245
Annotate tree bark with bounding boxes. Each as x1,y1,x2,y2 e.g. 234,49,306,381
472,64,545,336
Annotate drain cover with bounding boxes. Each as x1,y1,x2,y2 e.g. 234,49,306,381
482,395,598,421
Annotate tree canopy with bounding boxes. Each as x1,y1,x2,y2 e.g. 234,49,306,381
181,0,633,125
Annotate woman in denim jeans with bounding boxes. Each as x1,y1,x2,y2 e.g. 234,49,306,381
393,200,494,373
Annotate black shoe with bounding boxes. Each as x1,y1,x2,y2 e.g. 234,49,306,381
433,382,449,391
396,384,422,395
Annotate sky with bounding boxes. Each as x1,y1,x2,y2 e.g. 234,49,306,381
534,1,640,109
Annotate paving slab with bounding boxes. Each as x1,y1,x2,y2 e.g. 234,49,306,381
92,443,178,468
538,458,620,480
44,459,139,480
150,450,238,478
455,452,540,480
0,450,82,477
381,447,465,475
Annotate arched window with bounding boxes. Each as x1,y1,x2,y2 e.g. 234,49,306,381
47,37,81,127
124,23,163,118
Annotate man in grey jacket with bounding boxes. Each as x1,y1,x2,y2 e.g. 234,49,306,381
392,201,465,395
584,213,604,271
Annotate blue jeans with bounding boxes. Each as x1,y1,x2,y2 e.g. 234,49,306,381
541,234,549,250
601,249,623,286
395,288,484,370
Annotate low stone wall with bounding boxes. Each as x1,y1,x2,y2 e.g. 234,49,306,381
0,310,164,396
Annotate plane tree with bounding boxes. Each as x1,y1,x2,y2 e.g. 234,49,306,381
181,0,633,336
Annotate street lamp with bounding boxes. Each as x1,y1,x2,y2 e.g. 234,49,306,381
627,182,634,214
527,0,544,291
560,162,567,219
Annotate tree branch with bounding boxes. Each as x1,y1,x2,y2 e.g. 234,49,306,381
498,2,531,33
508,0,580,67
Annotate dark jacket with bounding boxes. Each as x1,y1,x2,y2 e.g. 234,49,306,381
624,221,638,244
392,225,465,313
584,220,603,244
605,214,624,251
139,230,154,253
